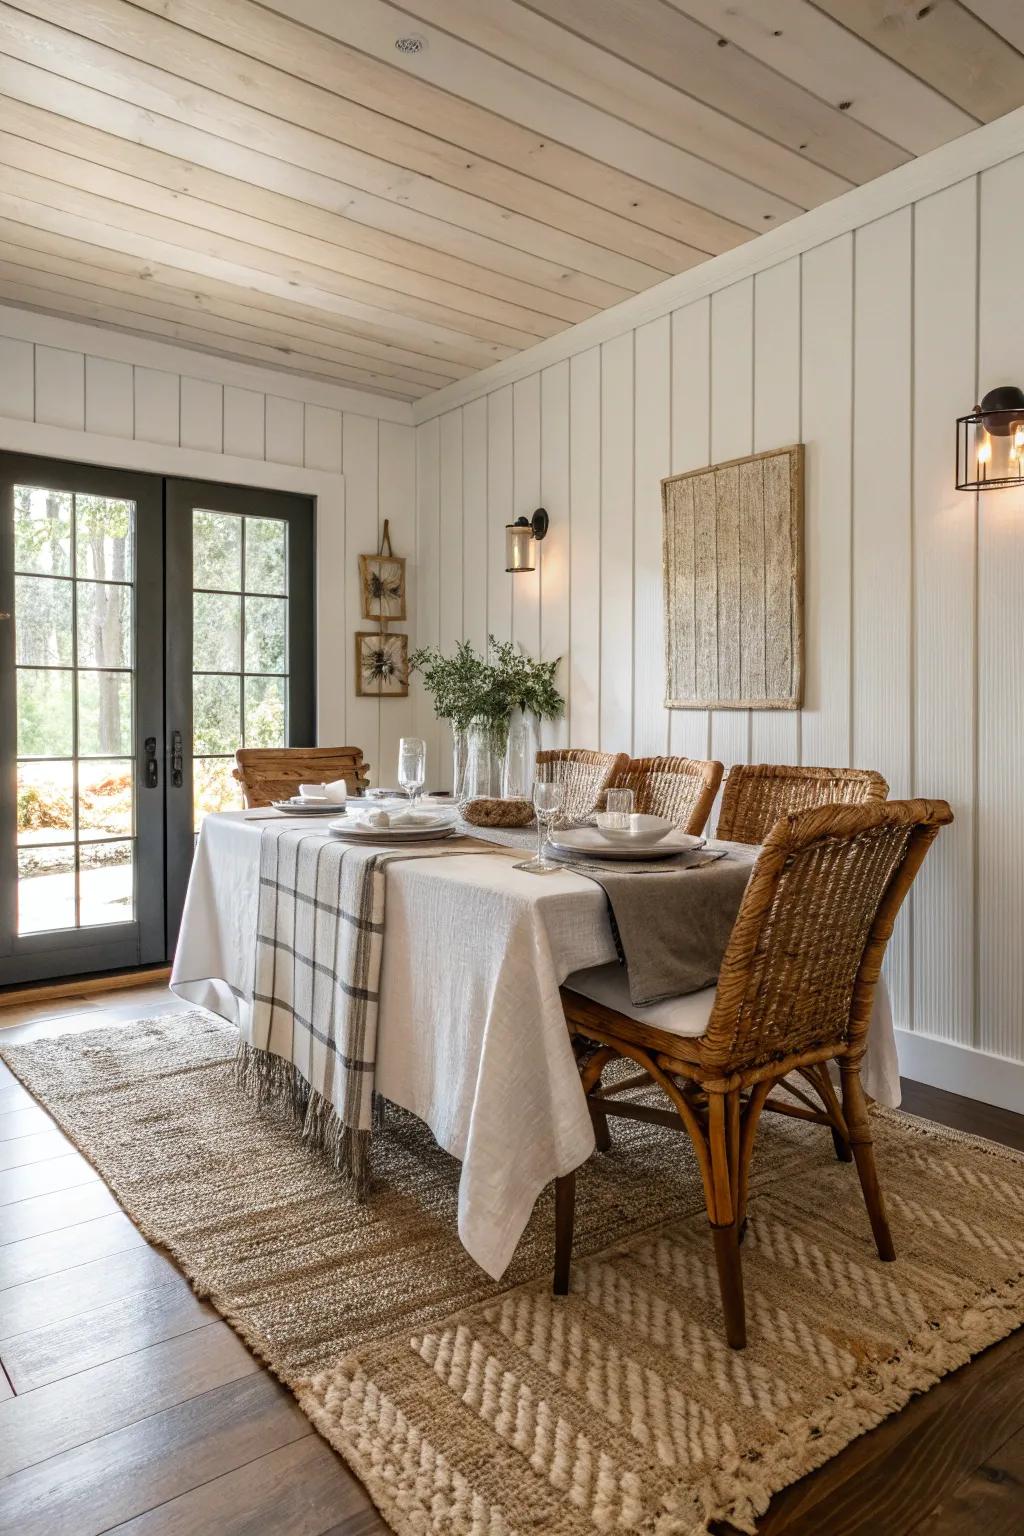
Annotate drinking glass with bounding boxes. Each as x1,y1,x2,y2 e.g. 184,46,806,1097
597,786,634,831
397,736,426,806
514,774,565,875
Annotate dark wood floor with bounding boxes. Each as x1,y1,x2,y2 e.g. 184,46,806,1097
1,987,1022,1536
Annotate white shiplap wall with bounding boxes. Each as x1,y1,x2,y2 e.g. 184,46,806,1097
414,149,1024,1095
0,306,416,784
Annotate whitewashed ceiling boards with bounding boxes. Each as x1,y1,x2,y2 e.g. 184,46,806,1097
1,0,1023,402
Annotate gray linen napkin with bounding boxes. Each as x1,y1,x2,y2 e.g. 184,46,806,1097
462,822,757,1006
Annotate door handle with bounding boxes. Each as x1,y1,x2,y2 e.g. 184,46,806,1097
171,730,183,788
144,736,159,789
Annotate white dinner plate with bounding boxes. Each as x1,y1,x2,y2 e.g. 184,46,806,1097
269,799,346,815
547,827,705,861
329,819,459,844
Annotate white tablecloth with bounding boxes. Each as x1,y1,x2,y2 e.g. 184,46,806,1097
171,812,901,1278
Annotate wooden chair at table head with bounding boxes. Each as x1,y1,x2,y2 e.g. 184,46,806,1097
602,755,724,835
556,797,953,1350
534,748,630,825
232,746,370,808
715,762,889,845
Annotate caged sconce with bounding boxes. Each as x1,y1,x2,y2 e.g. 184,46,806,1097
957,385,1024,490
505,507,549,572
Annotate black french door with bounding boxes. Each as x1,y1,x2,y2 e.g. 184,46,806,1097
0,454,314,986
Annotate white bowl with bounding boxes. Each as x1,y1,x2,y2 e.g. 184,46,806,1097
596,813,674,845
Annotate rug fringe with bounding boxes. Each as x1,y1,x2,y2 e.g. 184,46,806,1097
236,1040,372,1199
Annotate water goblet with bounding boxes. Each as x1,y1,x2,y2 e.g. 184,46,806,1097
514,776,565,875
397,736,426,807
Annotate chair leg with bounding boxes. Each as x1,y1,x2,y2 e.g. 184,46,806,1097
588,1094,612,1152
841,1065,896,1262
707,1090,747,1348
553,1171,576,1295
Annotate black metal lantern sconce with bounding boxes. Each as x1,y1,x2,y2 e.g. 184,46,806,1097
505,507,549,572
956,385,1024,490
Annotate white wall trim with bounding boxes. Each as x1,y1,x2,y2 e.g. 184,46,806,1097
0,416,348,742
896,1029,1024,1116
0,303,415,426
413,105,1024,422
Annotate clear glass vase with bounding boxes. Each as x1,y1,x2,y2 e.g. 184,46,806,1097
460,718,505,806
451,722,469,802
502,710,536,799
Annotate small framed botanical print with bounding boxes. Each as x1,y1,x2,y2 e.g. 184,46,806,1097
355,630,409,697
359,552,406,621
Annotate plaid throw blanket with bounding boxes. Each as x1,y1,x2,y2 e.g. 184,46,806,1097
237,823,495,1195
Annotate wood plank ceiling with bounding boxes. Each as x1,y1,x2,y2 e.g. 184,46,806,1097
0,0,1022,402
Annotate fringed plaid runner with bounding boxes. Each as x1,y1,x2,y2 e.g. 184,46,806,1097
237,824,497,1196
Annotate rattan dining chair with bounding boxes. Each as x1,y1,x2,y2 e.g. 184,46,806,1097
554,797,953,1349
716,762,888,844
605,755,724,835
232,746,370,807
535,748,630,825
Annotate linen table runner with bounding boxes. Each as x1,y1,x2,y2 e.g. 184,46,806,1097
239,824,503,1195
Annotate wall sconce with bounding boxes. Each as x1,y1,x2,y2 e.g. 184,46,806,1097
505,507,549,572
957,385,1024,490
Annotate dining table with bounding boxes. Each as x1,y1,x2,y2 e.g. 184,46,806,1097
170,808,902,1280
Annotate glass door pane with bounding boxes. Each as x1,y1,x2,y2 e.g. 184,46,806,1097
0,456,165,984
164,479,314,949
191,511,289,829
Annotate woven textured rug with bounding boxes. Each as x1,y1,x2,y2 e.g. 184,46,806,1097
3,1012,1023,1535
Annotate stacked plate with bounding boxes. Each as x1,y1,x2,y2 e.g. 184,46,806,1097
547,826,705,862
269,796,345,816
328,806,461,844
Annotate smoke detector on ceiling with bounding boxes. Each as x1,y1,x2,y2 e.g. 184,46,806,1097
395,34,427,54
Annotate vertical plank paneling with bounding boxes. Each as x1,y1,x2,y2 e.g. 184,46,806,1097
912,178,977,1045
569,347,601,747
801,235,854,769
461,398,488,653
852,207,913,1030
709,280,754,786
512,374,541,658
540,360,570,749
600,331,634,751
439,409,463,656
378,420,416,788
179,377,223,453
133,367,178,446
487,387,513,646
977,153,1024,1061
669,300,712,762
414,416,442,781
84,356,132,439
222,386,264,460
752,257,801,765
302,405,341,473
633,316,671,759
342,414,381,777
0,336,33,419
264,395,304,467
35,346,84,429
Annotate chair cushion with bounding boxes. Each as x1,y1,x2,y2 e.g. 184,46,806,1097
562,963,714,1039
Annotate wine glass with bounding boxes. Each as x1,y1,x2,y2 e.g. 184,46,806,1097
397,737,426,807
514,774,565,875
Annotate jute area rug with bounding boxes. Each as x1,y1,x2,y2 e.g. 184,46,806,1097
3,1012,1023,1536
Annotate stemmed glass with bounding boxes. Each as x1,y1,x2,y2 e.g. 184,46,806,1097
514,775,565,875
397,737,426,807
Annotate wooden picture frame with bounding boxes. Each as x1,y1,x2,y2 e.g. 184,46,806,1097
355,630,409,697
661,444,804,710
359,552,407,621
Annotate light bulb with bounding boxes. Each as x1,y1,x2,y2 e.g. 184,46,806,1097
977,436,992,464
1014,423,1024,450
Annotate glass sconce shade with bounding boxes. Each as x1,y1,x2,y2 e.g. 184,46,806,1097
504,508,549,572
957,386,1024,490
